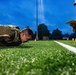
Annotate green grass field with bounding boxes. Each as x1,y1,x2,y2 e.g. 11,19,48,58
59,40,76,47
0,41,76,75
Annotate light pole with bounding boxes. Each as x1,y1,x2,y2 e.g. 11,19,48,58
74,0,76,6
36,0,39,40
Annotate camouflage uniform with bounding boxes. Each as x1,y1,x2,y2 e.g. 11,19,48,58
67,20,76,33
0,25,22,46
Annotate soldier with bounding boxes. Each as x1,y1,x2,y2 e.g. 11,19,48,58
67,20,76,33
0,25,33,46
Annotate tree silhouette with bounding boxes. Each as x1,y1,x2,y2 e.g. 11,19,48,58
38,23,50,40
52,29,62,40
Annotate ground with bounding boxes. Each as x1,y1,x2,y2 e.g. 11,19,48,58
0,40,76,75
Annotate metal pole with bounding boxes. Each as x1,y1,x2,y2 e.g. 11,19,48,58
36,0,39,40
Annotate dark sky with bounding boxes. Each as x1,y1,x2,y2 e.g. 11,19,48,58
0,0,76,34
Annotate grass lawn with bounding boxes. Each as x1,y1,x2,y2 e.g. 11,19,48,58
58,40,76,47
0,41,76,75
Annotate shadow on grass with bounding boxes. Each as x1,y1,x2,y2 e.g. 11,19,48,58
0,45,33,50
18,45,33,48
